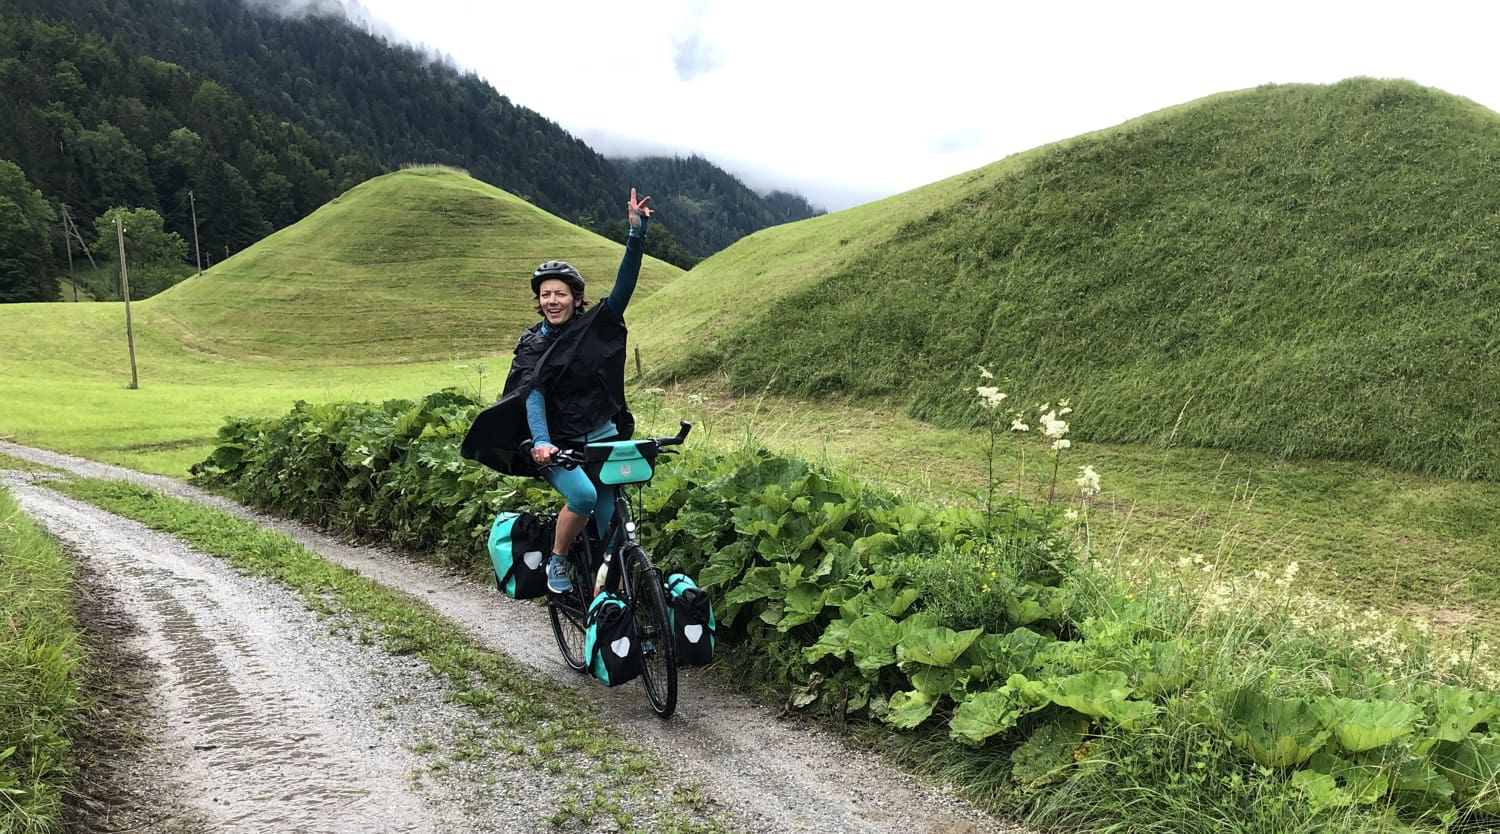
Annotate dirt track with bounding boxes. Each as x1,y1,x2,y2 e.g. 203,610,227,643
2,440,1023,833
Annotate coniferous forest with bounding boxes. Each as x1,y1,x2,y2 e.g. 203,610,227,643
0,0,822,301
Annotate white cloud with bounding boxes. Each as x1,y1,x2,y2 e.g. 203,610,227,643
351,0,1500,211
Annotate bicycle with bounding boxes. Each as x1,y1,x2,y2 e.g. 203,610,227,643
528,421,691,719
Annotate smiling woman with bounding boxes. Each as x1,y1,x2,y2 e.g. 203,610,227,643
463,188,654,595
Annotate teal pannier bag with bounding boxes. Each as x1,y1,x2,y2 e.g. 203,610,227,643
663,573,716,666
486,512,549,599
583,440,659,486
584,591,642,686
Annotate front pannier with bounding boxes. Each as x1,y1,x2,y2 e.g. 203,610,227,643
663,573,716,666
584,592,642,686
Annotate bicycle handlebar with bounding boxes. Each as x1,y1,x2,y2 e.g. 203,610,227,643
521,420,692,470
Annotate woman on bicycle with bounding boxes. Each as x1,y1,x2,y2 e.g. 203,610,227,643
499,188,653,593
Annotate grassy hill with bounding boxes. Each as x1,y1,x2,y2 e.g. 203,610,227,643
142,167,684,365
633,78,1500,480
0,167,681,472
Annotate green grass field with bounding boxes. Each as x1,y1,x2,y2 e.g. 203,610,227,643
3,82,1497,646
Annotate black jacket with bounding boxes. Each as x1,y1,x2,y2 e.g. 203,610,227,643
461,300,631,476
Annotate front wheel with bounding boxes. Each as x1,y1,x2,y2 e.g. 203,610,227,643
622,544,676,719
548,563,589,673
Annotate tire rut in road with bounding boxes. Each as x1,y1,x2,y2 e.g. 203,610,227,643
1,441,1024,834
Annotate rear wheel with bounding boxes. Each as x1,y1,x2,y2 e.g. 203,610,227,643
548,559,589,673
623,544,676,718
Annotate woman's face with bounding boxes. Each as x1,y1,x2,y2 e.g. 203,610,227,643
537,278,581,326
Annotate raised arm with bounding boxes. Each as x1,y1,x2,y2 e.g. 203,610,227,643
603,188,652,315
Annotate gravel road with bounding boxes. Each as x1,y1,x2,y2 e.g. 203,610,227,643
2,440,1025,834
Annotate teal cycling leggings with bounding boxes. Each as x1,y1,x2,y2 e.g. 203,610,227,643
541,462,617,540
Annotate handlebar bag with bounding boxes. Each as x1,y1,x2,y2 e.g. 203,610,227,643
584,592,642,686
583,441,659,485
664,573,717,666
486,511,549,599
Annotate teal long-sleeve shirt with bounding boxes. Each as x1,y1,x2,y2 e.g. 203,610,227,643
526,222,647,447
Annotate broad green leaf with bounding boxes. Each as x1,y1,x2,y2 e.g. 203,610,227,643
884,587,920,617
1311,696,1420,753
1138,640,1192,697
697,541,750,590
1431,734,1500,815
777,582,825,631
949,675,1050,745
909,667,960,698
898,626,983,668
885,690,938,729
1291,769,1348,809
1432,686,1500,743
847,613,902,675
1038,671,1155,730
1392,757,1455,800
722,566,780,605
804,619,852,664
1006,598,1047,626
963,628,1053,678
1011,715,1090,787
1303,752,1391,806
1223,689,1330,768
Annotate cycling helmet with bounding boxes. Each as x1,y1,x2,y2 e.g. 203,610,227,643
531,260,585,295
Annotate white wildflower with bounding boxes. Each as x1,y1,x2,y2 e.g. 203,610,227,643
1275,561,1300,589
1011,418,1030,432
1039,409,1070,440
1064,508,1079,521
978,366,994,379
975,386,1007,409
1075,465,1101,497
1051,438,1071,451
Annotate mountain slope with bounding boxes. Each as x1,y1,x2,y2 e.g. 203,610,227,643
143,167,682,364
611,155,824,256
634,79,1500,479
2,0,819,275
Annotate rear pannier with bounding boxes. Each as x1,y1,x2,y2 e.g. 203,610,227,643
486,511,550,599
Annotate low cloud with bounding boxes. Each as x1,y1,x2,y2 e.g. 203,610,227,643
929,127,986,155
671,32,723,82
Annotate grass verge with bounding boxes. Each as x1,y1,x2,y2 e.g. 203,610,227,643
50,477,728,834
0,486,84,834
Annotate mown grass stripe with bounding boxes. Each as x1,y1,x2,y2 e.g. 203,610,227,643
50,478,728,834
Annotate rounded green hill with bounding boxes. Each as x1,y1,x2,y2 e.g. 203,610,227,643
143,167,683,365
634,78,1500,479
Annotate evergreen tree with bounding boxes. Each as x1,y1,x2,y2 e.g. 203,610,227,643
0,159,58,302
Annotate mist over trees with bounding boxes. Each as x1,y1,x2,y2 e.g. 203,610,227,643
0,0,824,300
612,156,826,255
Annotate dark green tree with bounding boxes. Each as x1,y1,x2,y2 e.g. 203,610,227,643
91,205,191,298
0,158,58,302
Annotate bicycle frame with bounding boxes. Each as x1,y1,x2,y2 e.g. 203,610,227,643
537,422,689,718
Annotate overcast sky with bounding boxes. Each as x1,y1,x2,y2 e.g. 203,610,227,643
346,0,1500,211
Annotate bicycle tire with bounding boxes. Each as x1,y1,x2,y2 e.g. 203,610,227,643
623,544,677,718
548,570,589,673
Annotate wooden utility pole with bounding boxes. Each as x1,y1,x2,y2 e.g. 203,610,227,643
189,190,203,275
61,208,103,297
115,216,139,390
60,204,77,301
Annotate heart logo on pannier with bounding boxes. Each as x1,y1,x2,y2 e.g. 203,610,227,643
523,550,544,570
684,624,704,643
610,637,632,658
